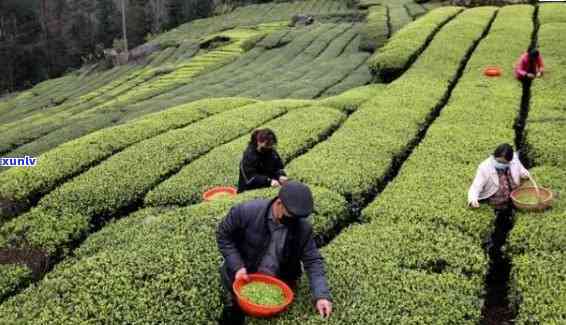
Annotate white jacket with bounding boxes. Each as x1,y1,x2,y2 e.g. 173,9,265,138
468,153,530,204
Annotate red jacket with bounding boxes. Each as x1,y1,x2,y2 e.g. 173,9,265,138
514,52,544,79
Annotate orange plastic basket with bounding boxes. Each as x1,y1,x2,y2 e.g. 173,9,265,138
233,273,295,318
202,186,237,202
484,66,502,77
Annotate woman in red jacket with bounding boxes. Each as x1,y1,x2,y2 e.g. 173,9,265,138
514,48,544,81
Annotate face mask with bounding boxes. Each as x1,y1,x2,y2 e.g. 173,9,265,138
261,147,273,154
494,160,510,171
280,214,297,226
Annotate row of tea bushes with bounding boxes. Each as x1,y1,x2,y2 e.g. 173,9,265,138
0,98,257,223
286,7,497,203
507,5,566,323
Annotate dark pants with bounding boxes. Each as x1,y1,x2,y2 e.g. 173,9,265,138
219,264,245,325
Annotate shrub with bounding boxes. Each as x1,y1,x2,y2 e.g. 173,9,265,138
248,220,485,325
0,100,313,254
0,186,347,323
260,6,533,324
506,8,566,321
287,7,498,203
0,98,257,224
319,84,385,113
145,105,345,207
0,264,32,301
358,5,389,52
368,6,464,81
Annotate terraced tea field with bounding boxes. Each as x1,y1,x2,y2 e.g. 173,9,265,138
0,1,565,324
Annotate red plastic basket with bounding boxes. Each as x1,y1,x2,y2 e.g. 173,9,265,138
202,186,237,202
233,273,295,318
484,66,502,77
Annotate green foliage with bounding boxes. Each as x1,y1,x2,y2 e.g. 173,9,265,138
0,186,347,323
388,0,415,34
319,84,385,113
282,6,530,323
0,100,312,254
358,5,389,52
287,7,497,202
0,264,32,301
241,282,285,306
0,26,275,159
364,2,532,239
321,63,374,97
249,221,485,325
405,2,428,19
526,23,566,169
510,253,566,324
537,3,566,25
0,98,256,223
506,8,566,322
145,105,345,207
368,7,464,80
358,0,382,9
240,33,268,51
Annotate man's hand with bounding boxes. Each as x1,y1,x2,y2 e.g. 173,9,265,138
270,179,281,187
469,200,480,209
536,71,542,78
527,73,535,79
278,176,289,186
235,267,249,282
316,299,332,318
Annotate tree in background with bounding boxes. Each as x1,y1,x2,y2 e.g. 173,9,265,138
0,0,271,94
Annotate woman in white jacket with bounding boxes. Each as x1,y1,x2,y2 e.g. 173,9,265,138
468,143,530,210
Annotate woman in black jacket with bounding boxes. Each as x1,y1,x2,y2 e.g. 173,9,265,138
237,128,288,193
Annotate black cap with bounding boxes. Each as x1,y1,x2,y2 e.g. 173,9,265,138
278,181,314,218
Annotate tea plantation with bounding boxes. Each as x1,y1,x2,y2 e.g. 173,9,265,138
0,0,564,324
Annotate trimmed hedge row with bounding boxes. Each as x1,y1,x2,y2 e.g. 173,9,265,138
0,75,79,123
387,0,414,34
358,0,381,10
509,252,566,324
364,4,532,237
0,186,348,324
0,100,312,254
144,105,345,207
405,2,427,19
0,98,257,222
238,24,354,98
0,27,271,158
524,22,566,169
250,6,534,324
93,28,261,111
507,7,566,323
286,53,371,99
537,3,566,25
248,221,485,325
368,6,464,81
0,264,32,301
286,7,497,203
358,5,388,52
152,0,352,45
0,65,144,154
320,60,373,97
319,83,385,113
106,23,370,119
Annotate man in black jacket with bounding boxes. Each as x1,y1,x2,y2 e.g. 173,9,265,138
217,181,333,324
237,129,288,193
